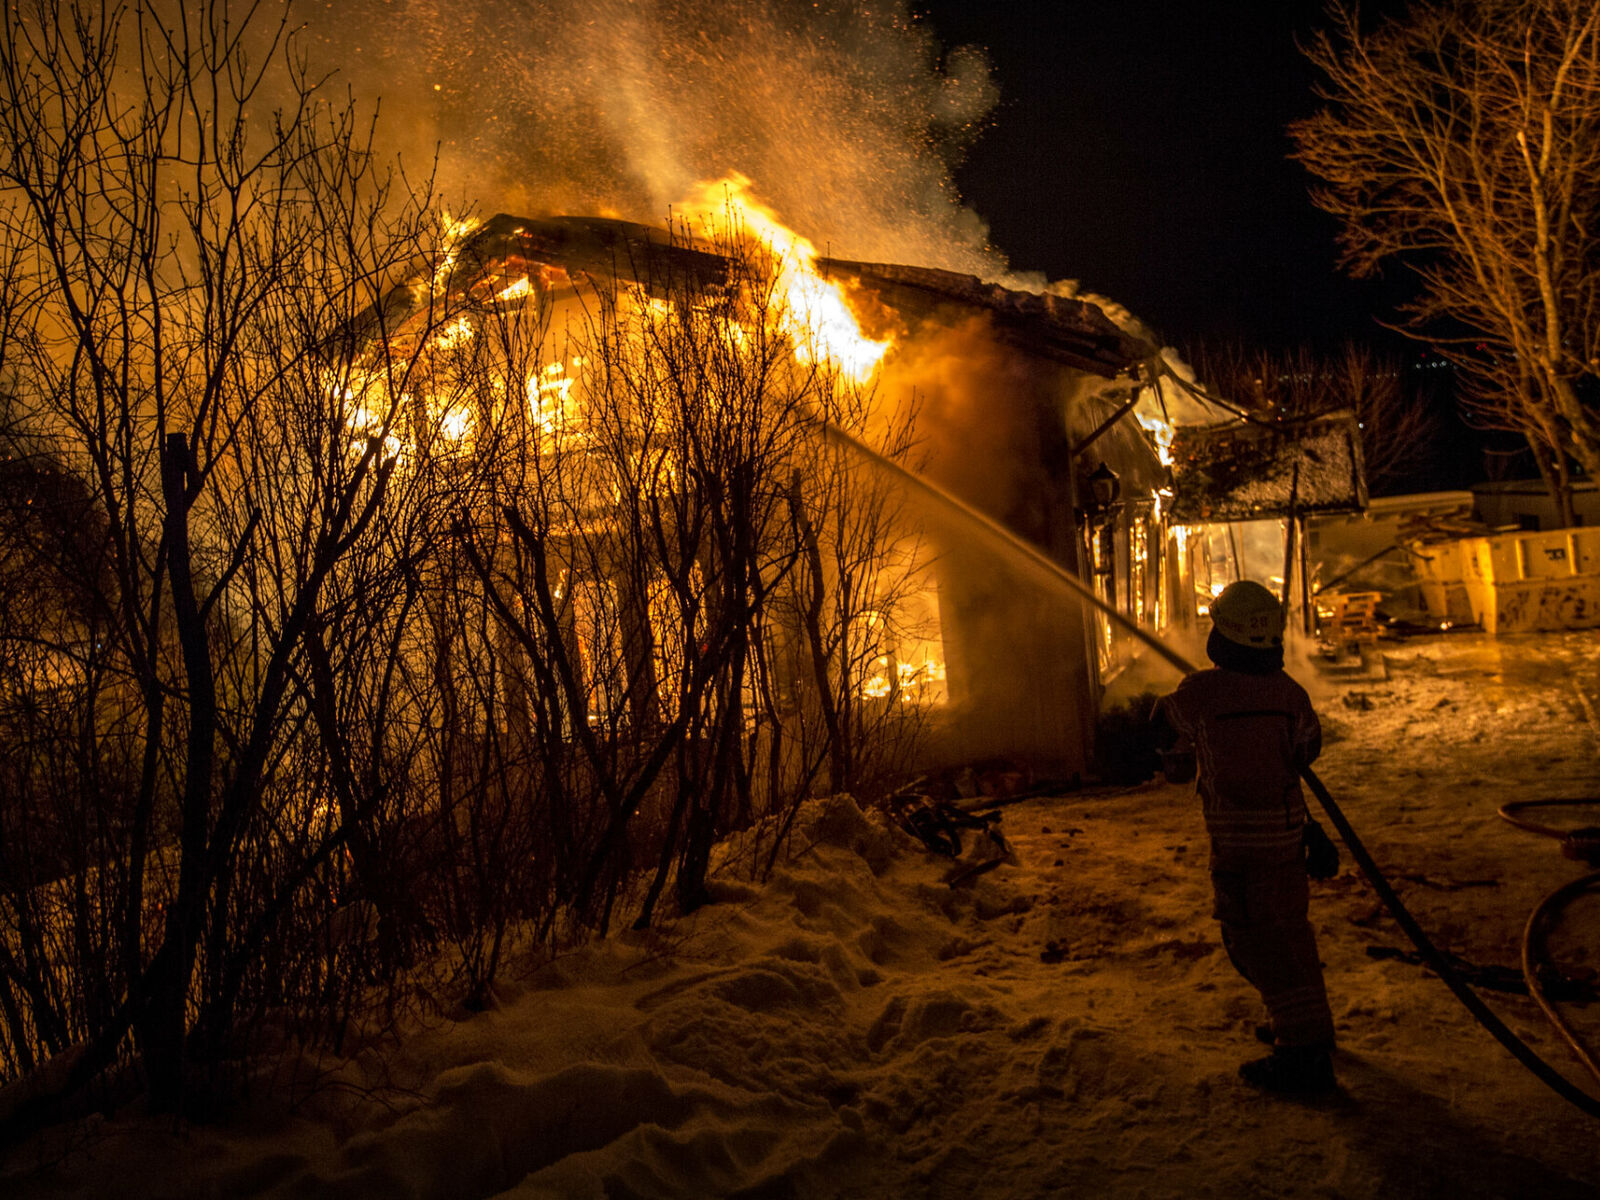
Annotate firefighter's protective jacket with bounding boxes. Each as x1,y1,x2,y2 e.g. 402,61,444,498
1155,668,1321,869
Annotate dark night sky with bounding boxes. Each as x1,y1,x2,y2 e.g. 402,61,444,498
914,2,1408,351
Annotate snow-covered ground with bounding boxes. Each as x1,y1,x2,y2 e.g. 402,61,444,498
8,632,1600,1198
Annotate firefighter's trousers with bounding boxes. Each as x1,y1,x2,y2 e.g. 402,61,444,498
1212,861,1336,1049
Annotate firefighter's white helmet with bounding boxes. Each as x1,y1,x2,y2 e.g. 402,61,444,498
1210,580,1285,648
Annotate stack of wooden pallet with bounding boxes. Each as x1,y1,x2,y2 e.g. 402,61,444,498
1318,590,1383,653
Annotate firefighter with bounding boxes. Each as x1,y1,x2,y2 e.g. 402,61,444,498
1154,579,1339,1095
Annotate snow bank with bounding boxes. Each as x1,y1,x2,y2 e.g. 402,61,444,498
9,644,1600,1197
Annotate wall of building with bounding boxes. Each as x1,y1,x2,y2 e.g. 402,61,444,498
1471,480,1600,531
884,321,1107,778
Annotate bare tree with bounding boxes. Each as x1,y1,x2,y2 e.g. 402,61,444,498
1293,0,1600,520
779,389,934,802
0,1,938,1125
429,216,936,948
0,0,459,1116
449,228,912,923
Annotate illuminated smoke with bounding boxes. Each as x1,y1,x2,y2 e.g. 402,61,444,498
298,0,1004,276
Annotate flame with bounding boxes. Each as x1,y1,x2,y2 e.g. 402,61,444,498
496,276,533,303
861,653,947,702
344,401,406,462
326,367,408,461
898,656,947,691
438,405,474,442
1136,406,1175,468
861,665,893,700
851,590,946,705
433,315,475,350
434,211,482,293
677,173,890,383
527,359,579,434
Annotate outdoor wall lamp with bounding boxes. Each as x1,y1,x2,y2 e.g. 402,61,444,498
1086,462,1121,514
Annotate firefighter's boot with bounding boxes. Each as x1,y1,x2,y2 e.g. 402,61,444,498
1239,1044,1336,1096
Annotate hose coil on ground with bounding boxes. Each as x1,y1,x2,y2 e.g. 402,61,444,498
1497,798,1600,1098
1305,771,1600,1118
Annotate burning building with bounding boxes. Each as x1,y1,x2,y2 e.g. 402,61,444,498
1167,414,1369,635
344,204,1187,792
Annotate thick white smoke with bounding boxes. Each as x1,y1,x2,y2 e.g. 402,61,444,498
298,0,1006,276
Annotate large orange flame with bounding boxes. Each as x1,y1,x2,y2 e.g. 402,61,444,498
434,211,483,293
676,173,890,383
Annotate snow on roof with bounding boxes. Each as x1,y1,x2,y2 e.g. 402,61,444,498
1168,414,1368,523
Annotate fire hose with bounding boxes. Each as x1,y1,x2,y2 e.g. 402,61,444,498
1305,773,1600,1118
1497,799,1600,1098
821,420,1600,1117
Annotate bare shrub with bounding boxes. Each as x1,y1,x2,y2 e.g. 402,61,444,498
0,2,935,1125
0,0,461,1116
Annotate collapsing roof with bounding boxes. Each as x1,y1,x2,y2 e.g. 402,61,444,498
814,260,1151,378
1167,414,1368,523
350,214,1153,382
460,215,732,297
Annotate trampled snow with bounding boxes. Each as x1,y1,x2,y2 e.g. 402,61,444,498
8,633,1600,1198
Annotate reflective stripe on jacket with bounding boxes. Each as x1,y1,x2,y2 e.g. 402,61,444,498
1156,668,1321,868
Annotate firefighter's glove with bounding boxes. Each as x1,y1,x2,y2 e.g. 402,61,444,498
1303,818,1340,880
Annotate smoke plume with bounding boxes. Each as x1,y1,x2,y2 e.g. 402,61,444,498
299,0,1005,275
